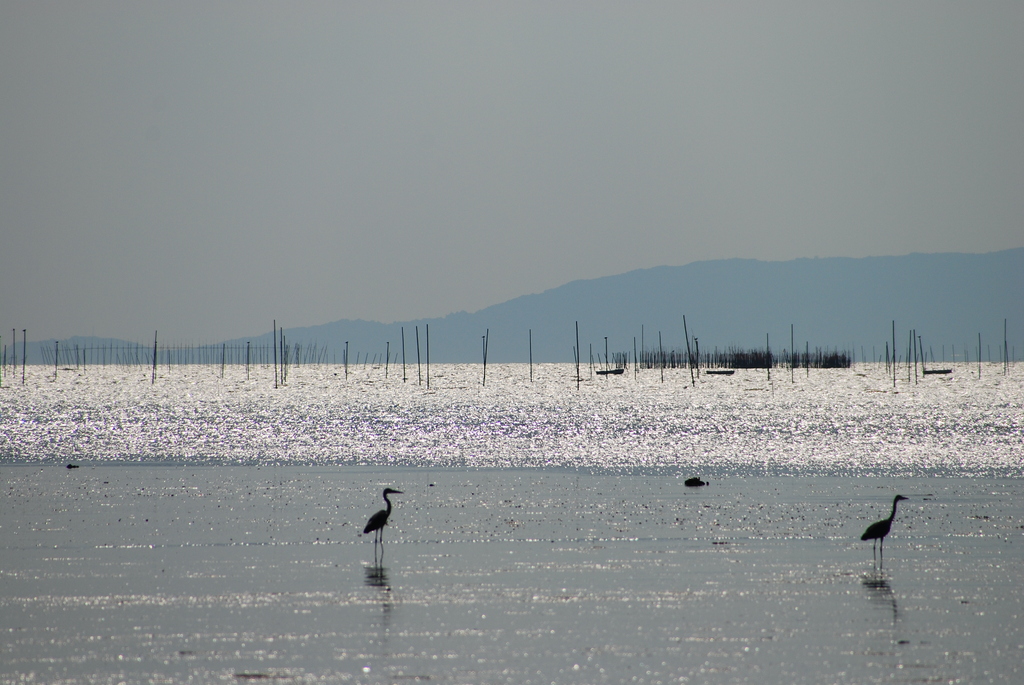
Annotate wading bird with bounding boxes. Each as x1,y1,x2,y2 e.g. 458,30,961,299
861,495,908,566
364,488,402,558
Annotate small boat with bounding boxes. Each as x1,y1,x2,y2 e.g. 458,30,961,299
704,369,735,375
922,368,952,375
596,368,625,376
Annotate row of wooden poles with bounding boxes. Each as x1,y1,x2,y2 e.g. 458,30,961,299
2,318,1014,388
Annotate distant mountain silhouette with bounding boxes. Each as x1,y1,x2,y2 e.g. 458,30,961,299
231,249,1022,363
20,249,1024,364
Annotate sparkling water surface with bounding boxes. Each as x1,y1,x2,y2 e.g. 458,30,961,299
1,363,1022,684
2,362,1021,474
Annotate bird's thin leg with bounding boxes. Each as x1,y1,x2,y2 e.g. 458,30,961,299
879,538,884,568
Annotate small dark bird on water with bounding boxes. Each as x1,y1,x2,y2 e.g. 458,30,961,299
861,495,908,565
684,477,707,487
364,488,402,553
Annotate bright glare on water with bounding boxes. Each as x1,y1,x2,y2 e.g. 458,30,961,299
1,362,1021,475
1,362,1022,684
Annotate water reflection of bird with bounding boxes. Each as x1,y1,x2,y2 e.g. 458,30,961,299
364,565,393,654
861,495,908,566
365,564,391,590
364,488,402,560
862,573,899,624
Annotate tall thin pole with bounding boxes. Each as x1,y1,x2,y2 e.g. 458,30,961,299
766,333,770,382
682,316,694,387
22,329,26,385
273,320,278,388
425,324,430,390
909,327,917,382
385,341,390,379
791,324,795,383
152,331,158,384
912,329,918,384
481,330,488,386
575,321,581,391
54,341,59,380
633,336,638,380
415,326,421,385
978,332,982,378
280,327,285,385
345,341,349,379
659,332,664,383
246,341,251,380
401,327,407,382
892,321,897,388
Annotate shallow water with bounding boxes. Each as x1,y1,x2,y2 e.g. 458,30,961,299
1,467,1022,684
1,363,1022,683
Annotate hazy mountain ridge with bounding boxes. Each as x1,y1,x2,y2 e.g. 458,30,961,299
15,249,1023,364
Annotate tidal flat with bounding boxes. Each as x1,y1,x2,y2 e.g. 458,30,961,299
1,363,1022,683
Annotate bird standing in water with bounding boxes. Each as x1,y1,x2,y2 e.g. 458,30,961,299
861,495,908,566
364,488,402,560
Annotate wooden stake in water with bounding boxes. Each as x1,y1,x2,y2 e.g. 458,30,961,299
246,341,251,380
659,332,664,383
913,330,918,384
415,327,422,385
385,341,390,379
682,316,694,387
22,329,26,385
633,336,638,380
791,324,795,383
273,320,278,389
401,327,407,383
978,332,982,378
892,321,897,388
426,323,430,390
482,329,489,386
152,331,158,384
54,341,59,380
575,322,581,391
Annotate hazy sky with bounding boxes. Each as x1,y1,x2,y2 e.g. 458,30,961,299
3,2,1022,343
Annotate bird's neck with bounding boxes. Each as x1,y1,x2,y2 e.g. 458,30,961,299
383,494,393,514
